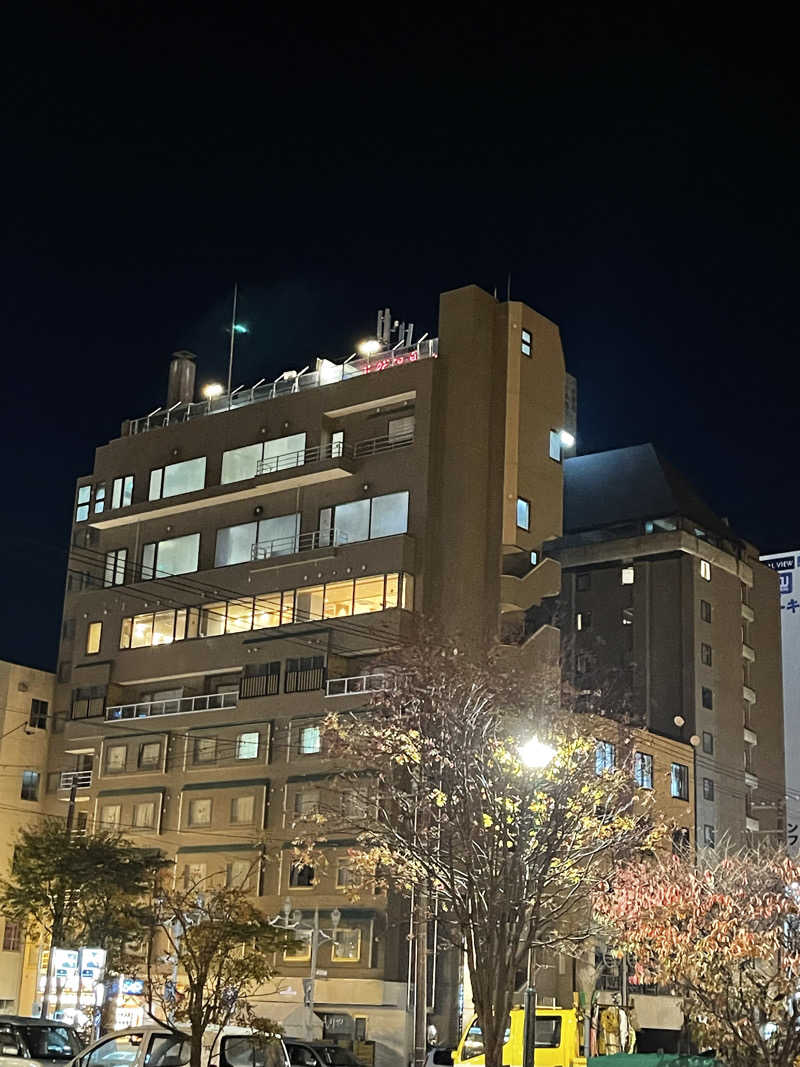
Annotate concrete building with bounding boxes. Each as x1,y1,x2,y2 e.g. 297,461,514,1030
42,284,572,1063
548,444,785,849
0,659,55,1012
759,549,800,851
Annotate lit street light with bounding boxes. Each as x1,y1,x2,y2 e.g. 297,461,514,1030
357,339,381,357
202,382,224,399
520,737,556,769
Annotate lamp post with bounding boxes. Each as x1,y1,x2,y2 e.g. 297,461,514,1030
519,738,555,1067
272,897,341,1040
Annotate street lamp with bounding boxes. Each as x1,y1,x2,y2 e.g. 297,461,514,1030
272,898,341,1040
357,339,381,357
519,738,555,1067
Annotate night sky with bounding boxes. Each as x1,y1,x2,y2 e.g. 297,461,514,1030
2,6,798,669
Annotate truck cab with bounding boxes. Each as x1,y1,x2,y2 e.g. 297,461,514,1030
454,1007,586,1067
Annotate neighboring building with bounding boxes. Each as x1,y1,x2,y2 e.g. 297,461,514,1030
547,444,785,848
0,659,55,1012
42,284,571,1062
759,549,800,851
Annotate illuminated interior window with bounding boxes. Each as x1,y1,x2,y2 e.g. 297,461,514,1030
86,621,103,655
299,725,321,755
621,566,635,584
700,559,712,581
75,485,91,522
324,580,354,618
516,498,530,530
521,328,532,357
332,929,361,962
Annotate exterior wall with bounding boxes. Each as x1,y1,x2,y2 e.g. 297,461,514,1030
0,660,54,1010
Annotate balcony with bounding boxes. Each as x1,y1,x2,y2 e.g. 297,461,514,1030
106,691,238,721
743,685,756,704
256,440,353,476
744,727,758,746
251,528,347,561
353,431,414,458
325,673,388,697
58,771,92,791
125,339,438,435
742,642,756,662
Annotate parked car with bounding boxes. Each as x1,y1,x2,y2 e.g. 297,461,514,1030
68,1026,290,1067
283,1041,364,1067
0,1018,83,1067
425,1048,453,1067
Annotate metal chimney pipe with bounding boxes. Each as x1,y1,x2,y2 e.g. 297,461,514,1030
167,351,197,407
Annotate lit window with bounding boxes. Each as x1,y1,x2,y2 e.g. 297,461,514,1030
218,513,300,567
20,771,39,802
29,699,48,730
148,457,206,501
703,824,716,848
188,798,212,826
576,611,592,631
701,642,712,666
521,328,532,357
289,863,314,888
75,485,91,522
138,742,161,769
621,567,635,585
702,731,714,754
141,533,200,580
703,778,715,802
671,763,689,801
549,431,561,462
516,498,531,530
94,483,106,514
111,474,134,510
702,687,713,710
133,802,155,828
104,548,128,587
332,929,362,962
221,434,306,484
105,744,127,772
634,752,653,789
700,560,711,581
622,609,634,626
100,804,121,829
231,795,255,824
235,732,259,760
86,621,103,655
194,737,217,764
284,931,311,962
595,741,616,775
299,725,321,755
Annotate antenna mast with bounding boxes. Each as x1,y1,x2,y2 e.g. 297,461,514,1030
226,282,239,403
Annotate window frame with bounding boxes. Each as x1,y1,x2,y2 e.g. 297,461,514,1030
521,328,532,357
595,740,616,775
516,497,531,531
137,742,162,770
235,732,260,760
230,794,256,825
575,572,591,592
331,927,362,963
634,751,653,790
700,559,712,581
20,770,40,802
703,777,715,801
86,621,103,655
187,797,213,827
548,430,562,462
701,642,712,666
700,599,712,622
29,698,48,730
576,611,592,631
671,762,690,801
148,457,207,502
621,566,635,585
298,723,322,756
701,686,713,710
703,824,716,848
702,730,714,754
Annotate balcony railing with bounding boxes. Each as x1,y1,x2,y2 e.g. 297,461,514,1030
325,673,388,697
106,691,238,721
59,770,93,790
255,440,353,476
126,339,438,435
353,431,414,458
251,528,348,561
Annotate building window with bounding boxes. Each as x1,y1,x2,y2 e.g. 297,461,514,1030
336,861,357,889
703,778,715,801
138,742,161,769
193,738,217,764
141,533,200,580
702,687,713,710
332,929,362,962
702,730,714,755
549,430,562,462
226,860,252,889
703,824,716,848
184,863,207,888
576,573,591,592
286,656,326,694
104,548,128,587
29,699,48,730
700,560,712,581
295,790,320,818
2,921,21,952
133,802,155,828
284,932,311,962
671,827,690,856
105,744,127,773
595,741,616,775
71,686,106,719
235,732,259,760
701,642,712,666
188,798,212,826
100,804,121,829
216,513,300,567
576,652,594,675
94,483,106,514
75,485,91,522
516,498,531,531
700,599,712,622
388,415,415,442
289,863,314,888
576,611,592,631
231,795,255,825
148,457,207,501
621,566,635,585
622,608,634,626
634,752,653,790
20,771,39,802
240,661,281,699
319,492,410,549
671,763,689,801
221,434,307,484
521,328,532,357
298,724,322,755
86,622,103,655
111,474,134,510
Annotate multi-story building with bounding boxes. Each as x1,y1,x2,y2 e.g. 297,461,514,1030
0,658,55,1012
549,443,785,848
42,284,572,1062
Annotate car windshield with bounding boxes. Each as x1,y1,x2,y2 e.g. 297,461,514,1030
18,1026,81,1060
319,1050,360,1067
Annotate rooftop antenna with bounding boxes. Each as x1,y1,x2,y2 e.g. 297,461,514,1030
506,273,511,302
226,282,239,402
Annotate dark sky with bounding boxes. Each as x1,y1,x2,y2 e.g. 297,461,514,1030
2,5,798,669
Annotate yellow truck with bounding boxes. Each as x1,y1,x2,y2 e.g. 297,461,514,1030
454,1006,587,1067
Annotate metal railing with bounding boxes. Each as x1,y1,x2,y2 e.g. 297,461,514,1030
126,339,438,435
325,673,388,697
251,528,348,561
255,440,352,476
106,691,238,721
59,770,93,790
353,431,414,457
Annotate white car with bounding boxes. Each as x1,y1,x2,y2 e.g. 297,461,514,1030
0,1017,82,1067
69,1026,290,1067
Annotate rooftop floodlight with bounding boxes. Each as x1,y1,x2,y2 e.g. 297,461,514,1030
519,737,556,769
357,339,381,357
559,429,576,448
202,382,225,399
233,323,248,334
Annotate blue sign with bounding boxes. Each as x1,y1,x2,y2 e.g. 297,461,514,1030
781,573,794,595
765,555,796,572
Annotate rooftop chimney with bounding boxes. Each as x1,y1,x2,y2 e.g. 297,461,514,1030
167,350,197,407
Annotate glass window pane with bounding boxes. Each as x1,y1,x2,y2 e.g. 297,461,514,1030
162,457,206,498
401,572,415,611
112,476,122,508
215,521,258,567
256,513,300,556
254,593,282,629
131,614,154,648
104,553,116,587
354,575,386,614
231,795,255,823
370,492,409,539
153,533,200,577
195,737,216,762
295,585,324,623
319,507,334,547
152,610,176,645
221,442,264,484
120,618,132,649
226,597,254,633
324,580,354,618
334,499,370,544
174,608,187,641
86,622,102,654
280,590,295,625
385,574,399,608
115,548,127,585
299,725,321,754
262,433,307,472
189,798,212,825
516,498,530,530
332,929,361,961
142,542,156,580
134,802,154,827
200,602,226,637
388,415,415,440
236,732,259,760
77,485,91,504
76,504,89,522
549,431,561,462
148,469,163,500
123,475,134,507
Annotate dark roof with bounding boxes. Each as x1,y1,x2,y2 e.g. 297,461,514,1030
563,444,733,539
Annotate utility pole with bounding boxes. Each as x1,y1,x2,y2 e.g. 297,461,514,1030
41,777,79,1018
521,947,537,1067
413,881,428,1067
